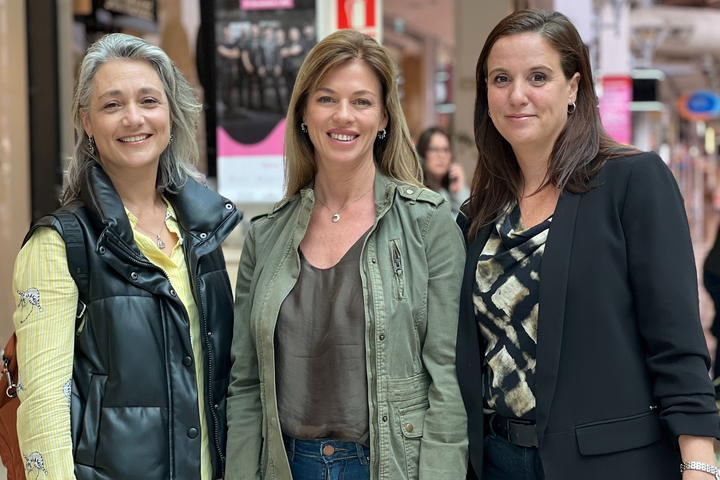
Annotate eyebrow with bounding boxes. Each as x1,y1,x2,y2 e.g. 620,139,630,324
315,86,378,97
98,87,164,100
487,65,554,77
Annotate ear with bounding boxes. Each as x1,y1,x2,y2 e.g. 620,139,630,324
379,107,389,131
568,72,580,105
80,110,92,139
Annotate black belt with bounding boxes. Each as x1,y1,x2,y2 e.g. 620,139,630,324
490,413,538,448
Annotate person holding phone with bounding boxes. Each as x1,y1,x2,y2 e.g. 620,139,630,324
416,127,469,215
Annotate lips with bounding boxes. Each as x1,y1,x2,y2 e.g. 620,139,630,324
328,132,359,141
119,134,151,143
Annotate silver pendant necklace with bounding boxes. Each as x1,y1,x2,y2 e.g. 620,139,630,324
315,184,374,223
132,213,168,249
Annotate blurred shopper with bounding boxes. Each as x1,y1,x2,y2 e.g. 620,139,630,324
456,9,720,480
243,23,264,110
416,127,469,215
12,33,240,479
703,224,720,383
226,28,468,480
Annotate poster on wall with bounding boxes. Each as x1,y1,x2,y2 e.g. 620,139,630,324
215,0,317,203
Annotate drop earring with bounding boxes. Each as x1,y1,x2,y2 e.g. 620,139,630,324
301,122,308,133
377,128,387,140
168,129,174,145
88,136,95,155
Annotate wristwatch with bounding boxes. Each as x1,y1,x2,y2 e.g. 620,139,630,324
680,461,720,479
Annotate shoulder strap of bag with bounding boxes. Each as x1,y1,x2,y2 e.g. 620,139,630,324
52,210,89,317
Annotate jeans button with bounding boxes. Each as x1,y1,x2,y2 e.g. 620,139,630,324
323,445,334,456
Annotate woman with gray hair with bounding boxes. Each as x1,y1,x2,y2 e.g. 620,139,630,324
12,33,240,479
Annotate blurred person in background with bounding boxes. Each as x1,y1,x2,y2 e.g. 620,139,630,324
456,9,720,480
13,33,240,480
416,127,469,215
225,28,468,480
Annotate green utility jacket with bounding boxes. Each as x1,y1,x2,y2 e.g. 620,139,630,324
226,171,469,480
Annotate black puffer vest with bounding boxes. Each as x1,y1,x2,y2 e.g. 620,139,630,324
28,165,241,480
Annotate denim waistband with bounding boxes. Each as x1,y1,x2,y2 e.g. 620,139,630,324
283,434,370,466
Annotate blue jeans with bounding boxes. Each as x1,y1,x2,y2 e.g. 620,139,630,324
283,434,370,480
482,414,545,480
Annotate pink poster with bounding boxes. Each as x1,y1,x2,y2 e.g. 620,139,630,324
241,0,294,9
599,76,632,145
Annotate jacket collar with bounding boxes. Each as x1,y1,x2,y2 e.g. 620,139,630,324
80,163,240,254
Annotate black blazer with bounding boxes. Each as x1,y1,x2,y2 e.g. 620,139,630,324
457,152,720,480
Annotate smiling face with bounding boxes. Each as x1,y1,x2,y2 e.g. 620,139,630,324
424,132,452,180
486,33,579,160
303,59,388,171
81,59,171,179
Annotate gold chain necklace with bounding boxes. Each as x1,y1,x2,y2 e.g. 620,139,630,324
315,184,374,223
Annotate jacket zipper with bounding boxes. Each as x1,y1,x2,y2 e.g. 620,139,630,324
390,240,405,299
183,235,225,477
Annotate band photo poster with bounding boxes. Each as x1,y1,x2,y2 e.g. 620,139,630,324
215,0,317,203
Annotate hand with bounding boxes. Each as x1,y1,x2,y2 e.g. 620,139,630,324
448,163,466,194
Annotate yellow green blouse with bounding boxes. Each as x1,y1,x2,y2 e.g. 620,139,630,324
13,203,214,480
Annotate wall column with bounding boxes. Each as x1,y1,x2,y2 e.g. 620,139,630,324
0,0,31,341
453,0,512,175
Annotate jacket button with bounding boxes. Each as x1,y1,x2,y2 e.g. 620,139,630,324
406,423,413,433
379,334,385,341
382,415,388,422
98,246,106,255
187,427,198,438
170,289,177,297
130,272,138,281
406,189,414,194
183,356,193,366
371,258,377,264
225,203,233,210
199,232,207,239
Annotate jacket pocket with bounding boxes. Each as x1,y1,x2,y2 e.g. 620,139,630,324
399,402,428,480
74,373,107,466
389,239,407,301
575,410,662,456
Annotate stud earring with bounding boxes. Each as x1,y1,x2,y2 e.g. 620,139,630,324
568,102,577,114
377,128,387,140
88,136,95,155
301,122,308,133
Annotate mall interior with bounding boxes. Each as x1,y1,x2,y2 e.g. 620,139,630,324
2,0,720,472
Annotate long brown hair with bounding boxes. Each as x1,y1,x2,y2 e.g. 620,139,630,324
467,9,638,239
284,29,421,198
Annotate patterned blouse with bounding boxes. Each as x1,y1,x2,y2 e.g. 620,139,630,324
13,201,214,480
472,202,552,421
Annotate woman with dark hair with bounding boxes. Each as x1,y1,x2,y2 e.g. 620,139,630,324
416,127,469,215
456,9,719,480
12,33,240,479
225,29,468,480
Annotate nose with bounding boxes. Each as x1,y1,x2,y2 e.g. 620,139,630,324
508,81,528,106
122,103,144,127
333,100,354,124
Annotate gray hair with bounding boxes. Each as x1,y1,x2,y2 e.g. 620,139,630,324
63,33,201,204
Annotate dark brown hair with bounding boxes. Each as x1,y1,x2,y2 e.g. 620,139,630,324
417,127,451,191
467,9,638,238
